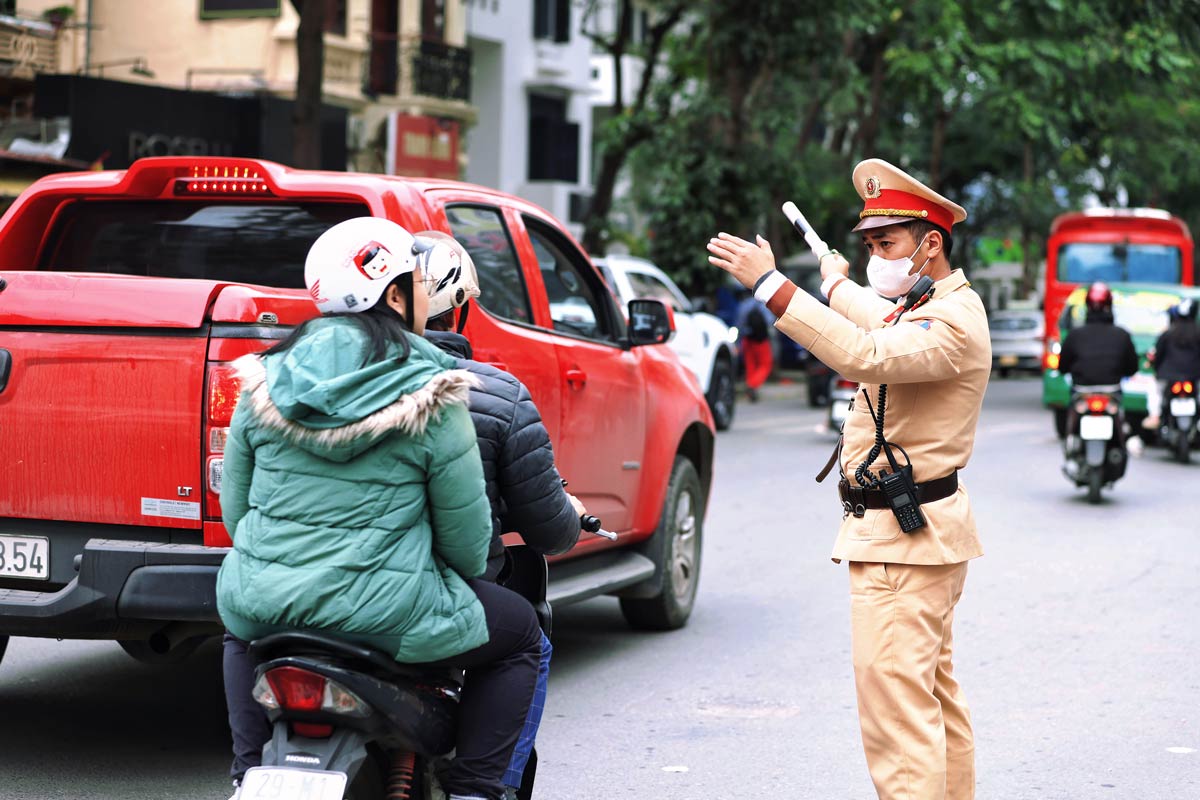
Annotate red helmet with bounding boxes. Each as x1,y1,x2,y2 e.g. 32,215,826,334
1085,282,1113,314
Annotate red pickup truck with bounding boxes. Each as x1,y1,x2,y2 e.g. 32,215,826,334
0,157,714,665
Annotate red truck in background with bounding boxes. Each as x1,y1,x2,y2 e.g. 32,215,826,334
0,157,714,665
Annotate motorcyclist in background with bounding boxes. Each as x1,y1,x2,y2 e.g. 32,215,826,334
1147,298,1200,428
1058,282,1140,386
416,231,584,798
1057,282,1140,448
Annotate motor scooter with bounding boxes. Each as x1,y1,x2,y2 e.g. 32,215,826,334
1161,378,1198,464
1062,385,1127,503
238,516,613,800
827,376,857,432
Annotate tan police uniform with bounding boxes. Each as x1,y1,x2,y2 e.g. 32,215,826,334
760,159,990,800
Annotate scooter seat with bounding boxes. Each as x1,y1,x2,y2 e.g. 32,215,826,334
248,631,455,683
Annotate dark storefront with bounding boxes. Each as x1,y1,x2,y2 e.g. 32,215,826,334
33,75,347,171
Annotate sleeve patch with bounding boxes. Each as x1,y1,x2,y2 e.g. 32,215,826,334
917,320,932,330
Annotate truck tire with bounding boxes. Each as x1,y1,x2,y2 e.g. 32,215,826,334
707,355,736,431
620,457,703,631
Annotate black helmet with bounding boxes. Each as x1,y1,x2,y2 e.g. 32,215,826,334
1171,298,1196,321
1085,282,1113,314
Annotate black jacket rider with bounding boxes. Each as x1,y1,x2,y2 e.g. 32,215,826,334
1153,321,1200,382
426,330,580,579
1058,310,1140,387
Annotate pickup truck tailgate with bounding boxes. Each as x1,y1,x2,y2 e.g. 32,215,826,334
1,277,209,528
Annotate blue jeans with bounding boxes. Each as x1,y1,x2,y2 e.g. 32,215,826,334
503,632,552,790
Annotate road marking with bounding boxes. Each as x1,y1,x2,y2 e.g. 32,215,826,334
662,766,690,773
1166,746,1196,754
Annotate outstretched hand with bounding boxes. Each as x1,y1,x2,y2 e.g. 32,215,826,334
707,233,777,290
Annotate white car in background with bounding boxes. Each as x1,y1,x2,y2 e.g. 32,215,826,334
596,255,739,430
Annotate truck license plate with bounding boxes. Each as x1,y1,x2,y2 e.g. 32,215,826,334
0,535,50,580
239,767,347,800
1080,415,1114,441
1171,398,1197,417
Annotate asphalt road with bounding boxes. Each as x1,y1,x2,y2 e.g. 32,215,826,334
1,377,1197,799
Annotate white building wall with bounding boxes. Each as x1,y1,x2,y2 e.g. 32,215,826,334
464,0,593,236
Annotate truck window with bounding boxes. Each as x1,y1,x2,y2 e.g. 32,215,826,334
39,201,369,287
1057,242,1182,284
445,205,533,324
525,217,615,343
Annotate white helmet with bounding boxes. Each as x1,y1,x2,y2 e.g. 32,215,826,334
413,230,481,320
304,217,420,315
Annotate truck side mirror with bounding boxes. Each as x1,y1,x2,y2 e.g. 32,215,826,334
628,299,675,346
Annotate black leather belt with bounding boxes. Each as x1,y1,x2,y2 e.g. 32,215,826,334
837,471,959,517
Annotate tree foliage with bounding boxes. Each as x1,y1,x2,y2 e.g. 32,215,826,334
608,0,1200,296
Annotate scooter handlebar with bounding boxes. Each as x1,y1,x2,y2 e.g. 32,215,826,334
581,514,617,540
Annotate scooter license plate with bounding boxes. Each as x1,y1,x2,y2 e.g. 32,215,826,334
1170,397,1197,416
1079,415,1114,441
239,767,347,800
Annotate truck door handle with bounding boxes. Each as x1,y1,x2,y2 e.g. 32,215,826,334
565,368,588,389
0,349,10,394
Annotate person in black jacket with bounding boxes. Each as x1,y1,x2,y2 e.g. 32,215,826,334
417,231,582,798
1148,299,1200,426
1058,282,1140,386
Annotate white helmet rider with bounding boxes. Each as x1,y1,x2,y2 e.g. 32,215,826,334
304,217,421,315
413,230,481,328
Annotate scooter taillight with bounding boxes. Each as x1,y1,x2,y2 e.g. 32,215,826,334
266,667,326,712
1085,395,1111,414
253,667,371,717
1171,380,1195,396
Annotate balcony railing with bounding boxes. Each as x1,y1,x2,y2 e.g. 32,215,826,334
0,20,58,80
368,37,472,104
410,41,471,103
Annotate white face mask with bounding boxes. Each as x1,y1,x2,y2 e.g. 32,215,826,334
866,233,931,298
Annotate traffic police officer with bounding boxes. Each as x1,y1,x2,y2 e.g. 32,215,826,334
707,158,989,800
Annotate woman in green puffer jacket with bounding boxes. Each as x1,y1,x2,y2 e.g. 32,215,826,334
217,217,542,800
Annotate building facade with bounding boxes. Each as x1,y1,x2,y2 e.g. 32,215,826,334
13,0,474,177
464,0,593,236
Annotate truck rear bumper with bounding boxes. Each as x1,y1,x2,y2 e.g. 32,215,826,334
0,538,227,640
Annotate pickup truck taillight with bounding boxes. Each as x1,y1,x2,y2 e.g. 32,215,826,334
205,363,242,519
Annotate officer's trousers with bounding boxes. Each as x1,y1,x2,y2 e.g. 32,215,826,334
849,561,974,800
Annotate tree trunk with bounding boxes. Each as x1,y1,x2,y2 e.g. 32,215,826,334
578,2,685,255
854,40,887,156
929,105,949,192
293,0,326,169
1020,138,1036,299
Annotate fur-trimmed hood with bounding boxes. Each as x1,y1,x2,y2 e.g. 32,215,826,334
232,320,479,461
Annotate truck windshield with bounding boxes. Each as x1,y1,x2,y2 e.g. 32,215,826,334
1057,242,1182,284
40,200,370,287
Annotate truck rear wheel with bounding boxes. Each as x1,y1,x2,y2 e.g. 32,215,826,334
620,457,703,631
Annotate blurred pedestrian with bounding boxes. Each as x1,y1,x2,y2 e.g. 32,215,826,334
736,289,775,401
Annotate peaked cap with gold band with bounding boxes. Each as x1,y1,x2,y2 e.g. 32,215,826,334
851,158,967,233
